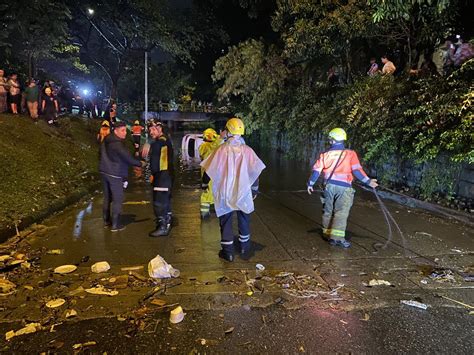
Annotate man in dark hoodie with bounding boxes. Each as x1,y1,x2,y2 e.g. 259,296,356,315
99,121,142,232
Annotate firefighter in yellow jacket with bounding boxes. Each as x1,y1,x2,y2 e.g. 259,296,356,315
199,128,221,219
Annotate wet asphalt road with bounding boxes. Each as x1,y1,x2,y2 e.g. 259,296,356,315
1,132,473,353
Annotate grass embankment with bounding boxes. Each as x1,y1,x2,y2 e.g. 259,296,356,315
0,114,100,239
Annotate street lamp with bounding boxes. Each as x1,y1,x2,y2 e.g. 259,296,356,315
87,8,95,15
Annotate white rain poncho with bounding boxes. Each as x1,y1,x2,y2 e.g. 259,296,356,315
200,136,265,217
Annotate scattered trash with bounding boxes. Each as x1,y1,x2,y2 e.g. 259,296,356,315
256,263,265,271
148,255,180,279
0,279,16,294
72,341,96,350
367,279,392,287
150,299,167,307
121,265,144,272
23,285,33,291
420,279,428,285
68,286,85,296
225,326,235,334
429,269,456,283
360,313,370,321
65,309,78,318
276,272,294,278
5,323,42,341
414,232,432,237
340,319,348,325
0,255,11,262
46,249,64,255
451,248,463,253
437,295,474,309
91,261,111,273
460,273,474,282
197,338,218,346
85,285,118,296
246,291,253,296
46,299,66,308
169,306,185,324
54,265,77,274
400,300,428,310
108,275,129,289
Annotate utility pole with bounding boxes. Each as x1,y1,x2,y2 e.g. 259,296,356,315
144,51,148,125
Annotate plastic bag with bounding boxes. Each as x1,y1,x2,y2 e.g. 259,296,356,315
148,255,180,279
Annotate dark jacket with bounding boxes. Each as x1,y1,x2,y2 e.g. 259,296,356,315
150,135,173,175
99,133,141,178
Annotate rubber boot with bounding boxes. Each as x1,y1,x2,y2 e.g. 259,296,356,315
218,244,234,262
200,203,210,220
110,214,125,232
240,241,250,255
149,217,171,237
329,238,351,248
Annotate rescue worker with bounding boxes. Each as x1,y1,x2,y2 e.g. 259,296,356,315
131,120,144,156
201,118,266,262
97,120,111,143
198,128,221,219
99,122,142,232
307,128,378,248
148,119,174,237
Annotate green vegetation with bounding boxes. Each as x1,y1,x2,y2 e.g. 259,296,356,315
0,115,100,234
213,0,473,198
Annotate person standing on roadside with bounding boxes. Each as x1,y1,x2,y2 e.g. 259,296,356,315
7,74,21,114
0,70,8,113
24,80,39,121
41,87,59,125
99,121,142,232
147,119,174,237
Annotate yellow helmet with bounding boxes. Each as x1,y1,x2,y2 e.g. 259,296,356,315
101,120,110,127
328,127,347,141
134,120,140,125
226,117,245,135
203,128,218,142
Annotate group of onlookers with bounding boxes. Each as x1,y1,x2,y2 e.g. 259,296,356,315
367,37,473,78
0,69,118,125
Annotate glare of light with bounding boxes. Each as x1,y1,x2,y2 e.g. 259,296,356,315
456,34,461,39
87,8,95,15
82,89,89,96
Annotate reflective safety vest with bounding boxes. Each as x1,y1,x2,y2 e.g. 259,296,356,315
312,149,368,185
132,125,143,136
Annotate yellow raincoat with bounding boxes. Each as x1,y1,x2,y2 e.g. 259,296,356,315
199,138,221,205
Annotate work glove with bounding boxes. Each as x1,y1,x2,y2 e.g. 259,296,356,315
307,186,314,195
368,179,379,189
123,180,129,189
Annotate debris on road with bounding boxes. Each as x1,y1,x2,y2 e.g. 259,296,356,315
72,341,96,350
65,309,78,318
366,279,392,287
85,285,118,296
46,249,64,255
150,298,166,307
148,255,180,279
256,263,265,271
54,265,77,274
400,300,429,310
170,306,185,324
224,326,235,334
437,295,474,309
0,279,16,294
429,269,456,283
91,261,111,273
46,298,66,308
5,323,42,341
120,265,144,272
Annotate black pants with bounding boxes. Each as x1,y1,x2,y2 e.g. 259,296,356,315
152,171,172,221
218,211,251,252
102,174,124,221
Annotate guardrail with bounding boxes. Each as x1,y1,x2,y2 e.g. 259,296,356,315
121,101,231,114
